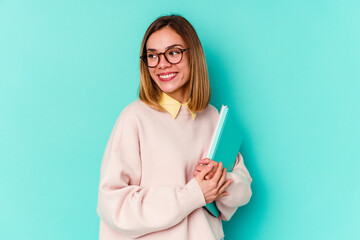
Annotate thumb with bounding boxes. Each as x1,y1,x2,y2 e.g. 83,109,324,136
198,158,211,164
196,163,213,180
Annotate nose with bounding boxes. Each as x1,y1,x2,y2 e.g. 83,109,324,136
157,53,171,69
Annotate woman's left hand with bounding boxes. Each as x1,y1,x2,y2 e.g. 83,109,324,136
193,158,218,180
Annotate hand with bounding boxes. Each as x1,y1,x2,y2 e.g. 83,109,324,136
193,158,218,180
195,162,233,203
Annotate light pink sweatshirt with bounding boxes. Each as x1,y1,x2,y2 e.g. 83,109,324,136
97,100,252,240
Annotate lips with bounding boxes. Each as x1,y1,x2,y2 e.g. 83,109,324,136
157,72,177,82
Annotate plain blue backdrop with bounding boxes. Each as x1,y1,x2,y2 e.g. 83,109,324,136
1,0,359,239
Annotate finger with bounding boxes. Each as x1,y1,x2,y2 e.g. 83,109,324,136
207,169,217,179
205,169,216,180
195,165,206,172
215,191,229,201
193,170,199,177
197,163,213,180
218,178,233,194
213,168,226,191
212,162,223,183
216,168,227,188
198,158,211,164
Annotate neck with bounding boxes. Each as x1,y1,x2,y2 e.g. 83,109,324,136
167,84,190,104
170,94,189,104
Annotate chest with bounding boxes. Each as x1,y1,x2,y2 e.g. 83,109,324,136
138,114,214,187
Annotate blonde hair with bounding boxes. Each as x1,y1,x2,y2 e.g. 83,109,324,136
139,15,211,112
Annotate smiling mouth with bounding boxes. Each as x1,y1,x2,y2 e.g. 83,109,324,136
158,73,177,81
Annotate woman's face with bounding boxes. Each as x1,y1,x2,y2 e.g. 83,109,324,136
146,27,190,103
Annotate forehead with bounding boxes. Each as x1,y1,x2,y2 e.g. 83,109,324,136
146,27,186,50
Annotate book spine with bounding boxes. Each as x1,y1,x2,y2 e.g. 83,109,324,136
207,106,228,159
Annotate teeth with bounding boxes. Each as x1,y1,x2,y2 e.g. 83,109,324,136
159,73,176,79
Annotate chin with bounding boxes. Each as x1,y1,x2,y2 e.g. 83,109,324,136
161,88,177,95
158,83,178,93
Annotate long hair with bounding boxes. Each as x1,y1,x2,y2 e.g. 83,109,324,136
139,15,211,112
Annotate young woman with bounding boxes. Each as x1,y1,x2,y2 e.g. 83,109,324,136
97,15,252,240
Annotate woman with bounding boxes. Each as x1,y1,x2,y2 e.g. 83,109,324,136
97,15,252,240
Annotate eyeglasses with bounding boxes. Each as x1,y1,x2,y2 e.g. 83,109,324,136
140,48,189,68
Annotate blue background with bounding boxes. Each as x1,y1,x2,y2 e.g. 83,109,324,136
1,0,359,239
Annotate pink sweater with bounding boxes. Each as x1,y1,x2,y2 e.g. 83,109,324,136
97,100,252,240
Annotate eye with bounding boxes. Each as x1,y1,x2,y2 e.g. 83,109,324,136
168,49,181,56
147,53,158,59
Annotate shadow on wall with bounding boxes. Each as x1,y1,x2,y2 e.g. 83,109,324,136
207,48,268,238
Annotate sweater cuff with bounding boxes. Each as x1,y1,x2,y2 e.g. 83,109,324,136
180,178,206,215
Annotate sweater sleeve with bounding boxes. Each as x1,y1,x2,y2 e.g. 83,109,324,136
97,108,206,238
216,153,252,221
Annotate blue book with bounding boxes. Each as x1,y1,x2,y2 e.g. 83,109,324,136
204,105,242,217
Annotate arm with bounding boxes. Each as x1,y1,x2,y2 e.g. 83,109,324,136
97,109,206,238
215,153,252,221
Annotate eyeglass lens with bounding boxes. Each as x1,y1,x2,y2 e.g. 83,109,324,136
146,48,183,67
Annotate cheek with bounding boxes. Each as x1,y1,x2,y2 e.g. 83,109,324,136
148,70,157,81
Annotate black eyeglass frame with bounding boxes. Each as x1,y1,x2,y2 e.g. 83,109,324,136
140,48,190,68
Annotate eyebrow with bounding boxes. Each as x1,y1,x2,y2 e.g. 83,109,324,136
146,44,185,52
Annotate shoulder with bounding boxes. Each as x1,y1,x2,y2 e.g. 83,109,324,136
206,104,219,115
194,104,219,124
198,104,219,118
119,99,151,118
110,100,149,136
115,99,158,126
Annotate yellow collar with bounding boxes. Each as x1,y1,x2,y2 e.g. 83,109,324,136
159,92,197,120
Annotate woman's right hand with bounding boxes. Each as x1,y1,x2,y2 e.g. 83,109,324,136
195,162,232,203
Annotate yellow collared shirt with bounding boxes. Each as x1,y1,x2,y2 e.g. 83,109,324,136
158,92,197,120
